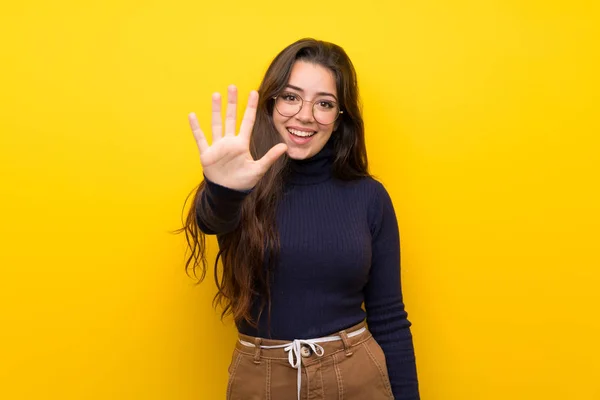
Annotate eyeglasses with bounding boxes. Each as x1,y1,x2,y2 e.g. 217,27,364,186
273,92,343,125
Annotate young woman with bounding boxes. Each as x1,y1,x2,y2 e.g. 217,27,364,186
182,38,419,400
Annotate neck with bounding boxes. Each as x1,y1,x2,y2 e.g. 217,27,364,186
287,138,335,185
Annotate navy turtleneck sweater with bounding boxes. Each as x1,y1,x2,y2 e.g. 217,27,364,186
196,139,420,399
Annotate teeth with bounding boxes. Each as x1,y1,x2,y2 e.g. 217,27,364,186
288,128,316,138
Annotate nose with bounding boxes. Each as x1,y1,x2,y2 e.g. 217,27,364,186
296,101,315,123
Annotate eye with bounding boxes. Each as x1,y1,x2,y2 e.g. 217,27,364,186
317,100,335,110
281,92,299,102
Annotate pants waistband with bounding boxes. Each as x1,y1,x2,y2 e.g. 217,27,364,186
236,321,370,400
237,320,368,356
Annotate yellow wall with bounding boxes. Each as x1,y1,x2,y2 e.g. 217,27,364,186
1,1,598,399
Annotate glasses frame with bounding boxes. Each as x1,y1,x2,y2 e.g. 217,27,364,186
272,93,343,125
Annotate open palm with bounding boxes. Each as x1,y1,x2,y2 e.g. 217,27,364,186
188,86,288,191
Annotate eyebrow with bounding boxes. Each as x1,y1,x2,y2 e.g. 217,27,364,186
285,84,338,100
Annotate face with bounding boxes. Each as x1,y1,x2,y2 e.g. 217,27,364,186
272,61,339,160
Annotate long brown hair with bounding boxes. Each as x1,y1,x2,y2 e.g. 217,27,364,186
179,38,370,327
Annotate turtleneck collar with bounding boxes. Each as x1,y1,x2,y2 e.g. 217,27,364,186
287,136,335,185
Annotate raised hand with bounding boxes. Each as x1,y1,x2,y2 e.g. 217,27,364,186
188,85,288,191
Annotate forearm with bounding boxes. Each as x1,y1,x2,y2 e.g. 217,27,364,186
195,176,251,235
367,305,419,400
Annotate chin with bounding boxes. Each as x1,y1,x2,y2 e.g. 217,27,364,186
286,147,313,160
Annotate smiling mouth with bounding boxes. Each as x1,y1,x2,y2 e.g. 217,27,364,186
287,128,317,138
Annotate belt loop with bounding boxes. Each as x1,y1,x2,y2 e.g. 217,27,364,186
339,330,353,357
253,337,262,364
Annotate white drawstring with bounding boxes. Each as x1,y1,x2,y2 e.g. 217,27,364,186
239,327,366,400
284,340,325,400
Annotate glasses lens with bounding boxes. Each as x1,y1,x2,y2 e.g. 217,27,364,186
313,101,339,125
275,95,301,117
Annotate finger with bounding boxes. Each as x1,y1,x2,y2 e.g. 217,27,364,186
239,90,259,140
211,92,223,142
188,112,209,154
256,143,288,172
225,85,237,137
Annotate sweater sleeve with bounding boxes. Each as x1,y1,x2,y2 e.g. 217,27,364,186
195,175,252,235
364,181,420,400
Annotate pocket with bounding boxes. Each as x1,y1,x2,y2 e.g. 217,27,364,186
363,337,395,399
226,350,242,400
226,350,266,400
331,336,394,400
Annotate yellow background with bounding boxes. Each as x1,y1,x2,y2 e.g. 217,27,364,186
1,1,598,399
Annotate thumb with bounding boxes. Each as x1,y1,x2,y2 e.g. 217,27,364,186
256,143,288,172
